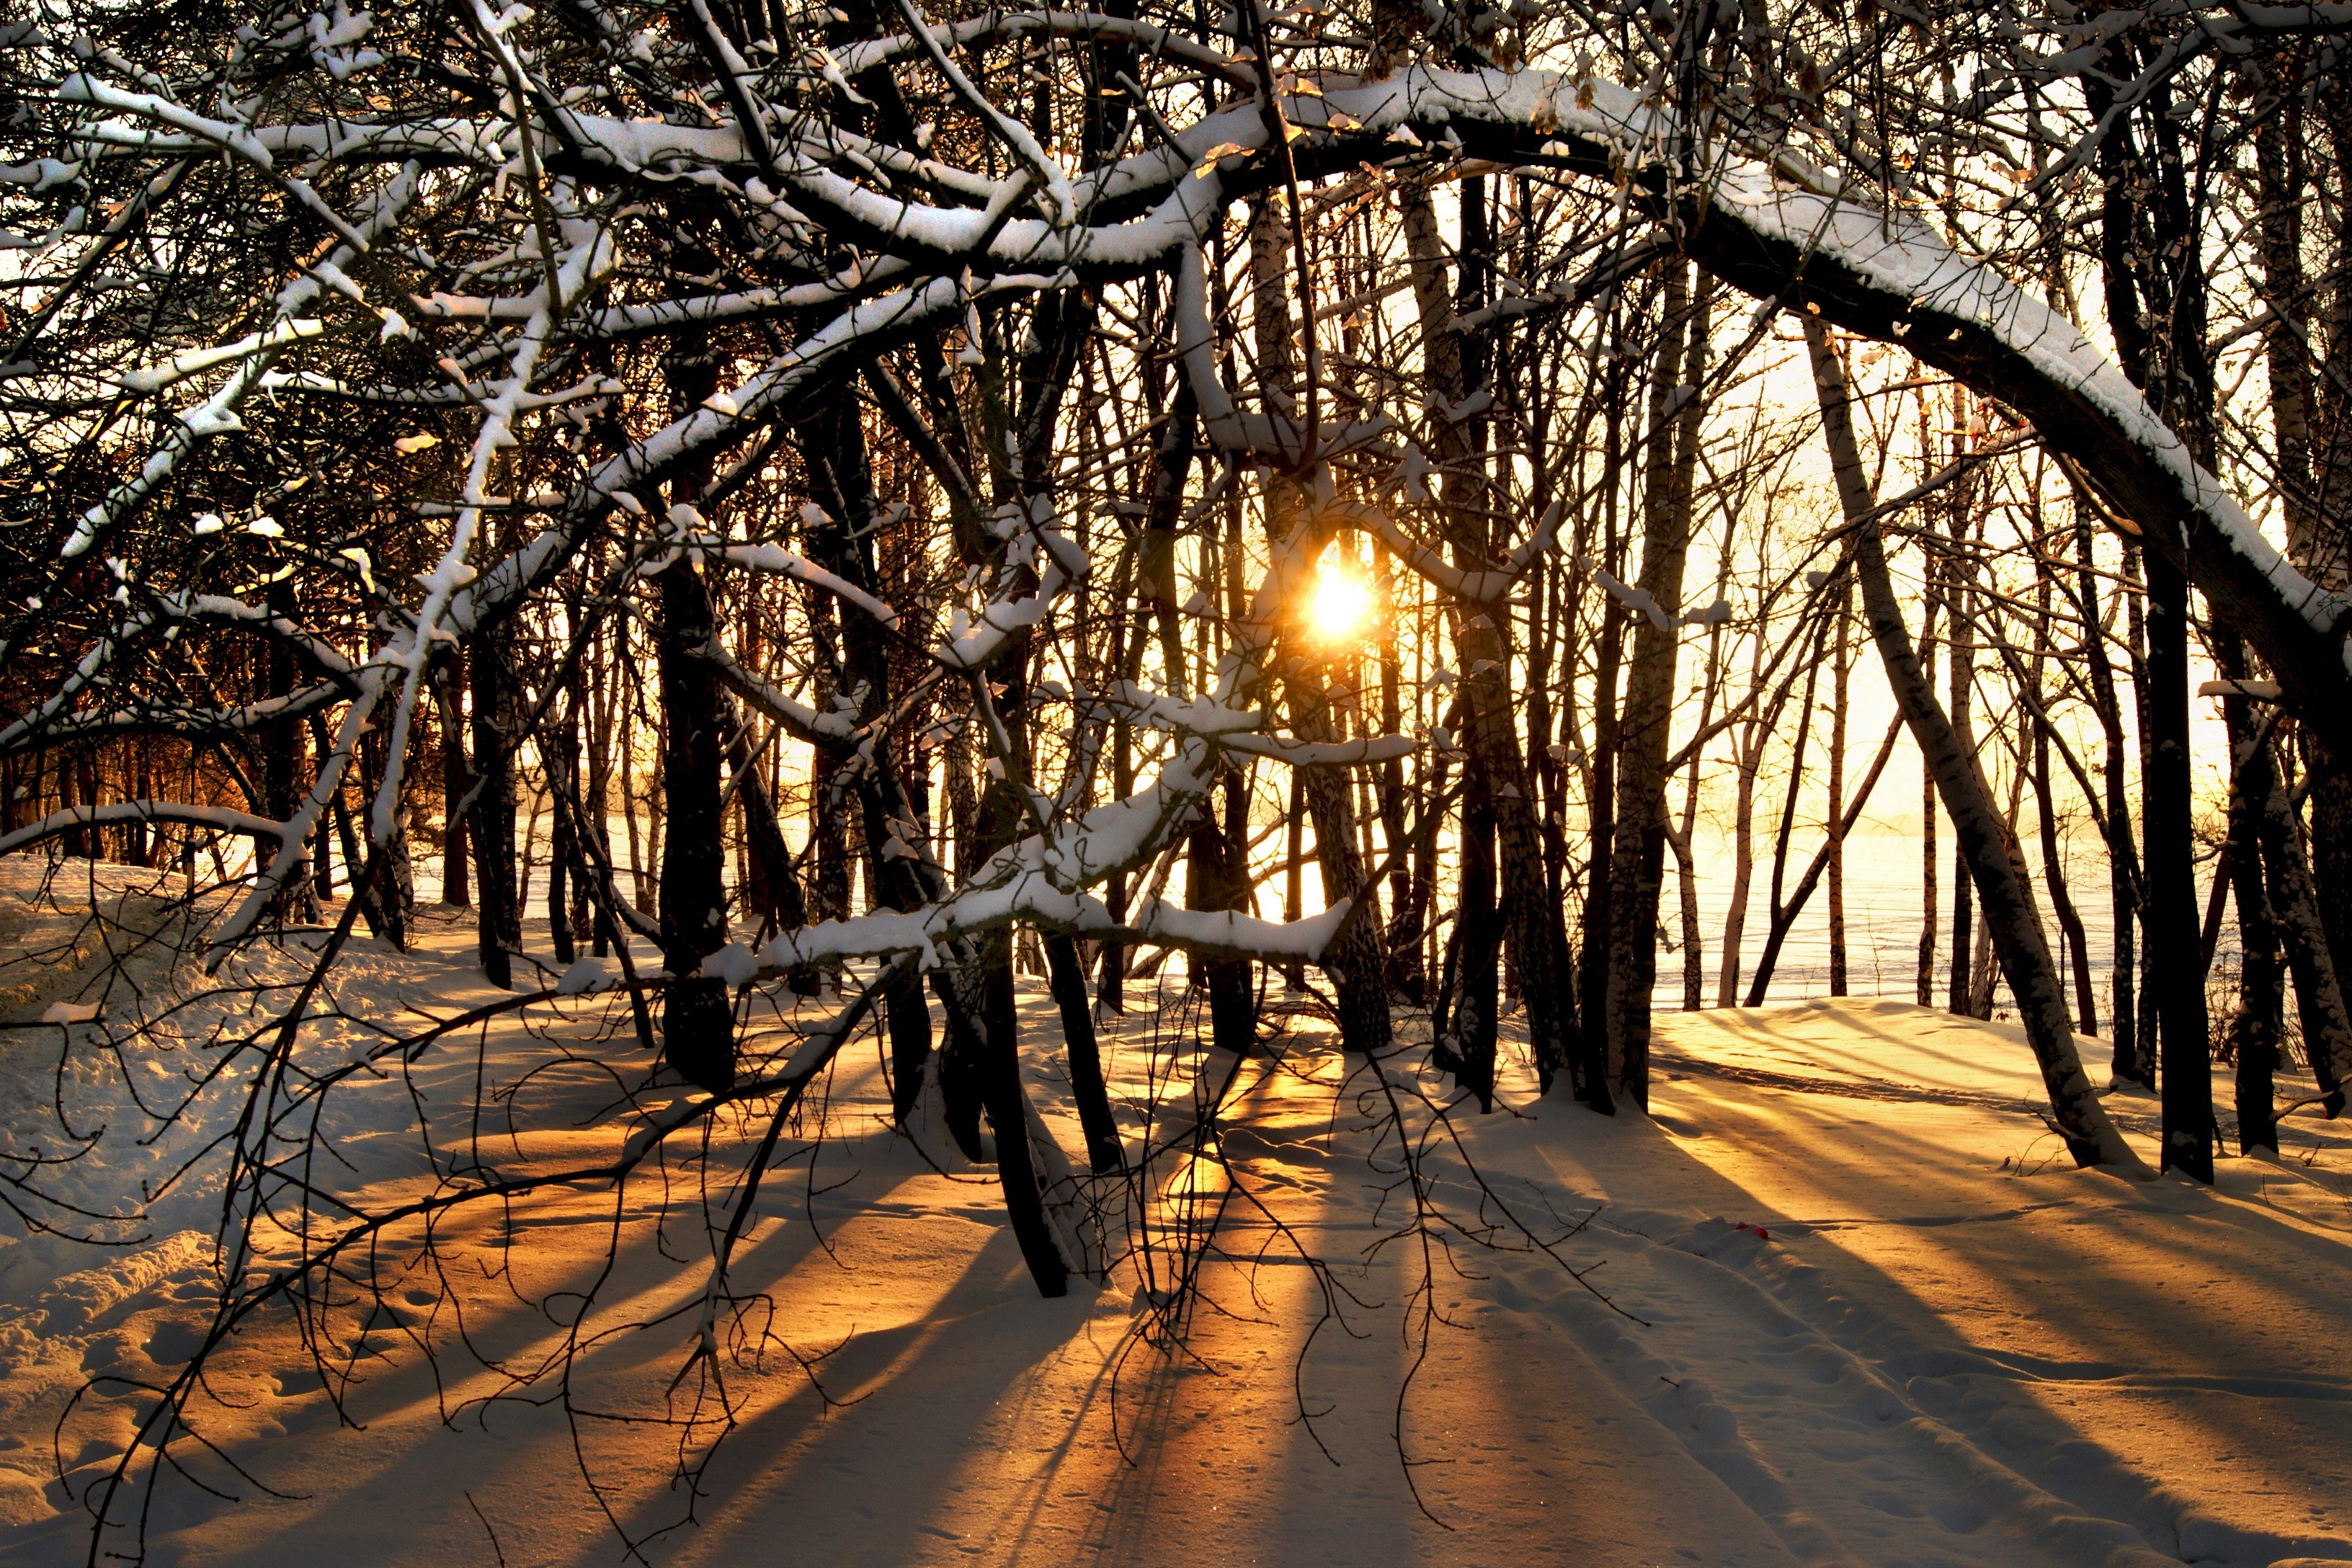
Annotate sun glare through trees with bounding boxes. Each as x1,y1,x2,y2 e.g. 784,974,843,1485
1305,557,1373,644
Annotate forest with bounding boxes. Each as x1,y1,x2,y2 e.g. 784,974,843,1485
1,0,2350,1562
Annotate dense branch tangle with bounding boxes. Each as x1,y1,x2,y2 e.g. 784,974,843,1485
7,0,2352,1557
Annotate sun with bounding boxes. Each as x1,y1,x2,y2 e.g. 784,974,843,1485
1306,561,1373,643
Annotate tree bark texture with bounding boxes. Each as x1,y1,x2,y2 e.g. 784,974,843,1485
1605,263,1709,1111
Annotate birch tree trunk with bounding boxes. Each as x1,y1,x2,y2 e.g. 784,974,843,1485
1808,319,2141,1171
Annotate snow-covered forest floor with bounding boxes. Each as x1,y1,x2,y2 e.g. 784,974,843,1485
2,862,2350,1568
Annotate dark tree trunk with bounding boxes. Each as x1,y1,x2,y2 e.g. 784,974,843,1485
654,556,732,1092
723,700,803,943
357,716,411,949
1441,760,1500,1109
1945,505,1978,1018
1376,548,1422,1003
263,579,311,911
1577,594,1621,1110
1187,767,1258,1060
2253,738,2352,1115
126,744,150,868
468,624,520,989
1744,711,1900,1005
310,713,366,927
2309,745,2352,1023
2217,636,2283,1155
436,654,470,908
1046,931,1125,1172
2075,513,2144,1084
1280,772,1306,990
1748,615,1824,1006
547,630,589,966
58,752,84,858
651,213,736,1093
2031,569,2095,1034
1400,171,1567,1093
978,960,1069,1297
1604,264,1709,1112
2144,552,2214,1180
2034,712,2095,1037
801,391,948,1124
2124,553,2164,1072
1286,678,1393,1058
1827,576,1850,996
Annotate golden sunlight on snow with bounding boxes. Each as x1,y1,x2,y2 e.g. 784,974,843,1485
9,921,2348,1568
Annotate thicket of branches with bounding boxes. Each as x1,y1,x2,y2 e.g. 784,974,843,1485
4,0,2352,1555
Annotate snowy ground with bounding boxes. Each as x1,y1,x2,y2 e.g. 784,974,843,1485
1,863,2349,1568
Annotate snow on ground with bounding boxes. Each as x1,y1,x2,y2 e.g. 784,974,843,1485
1,860,2349,1568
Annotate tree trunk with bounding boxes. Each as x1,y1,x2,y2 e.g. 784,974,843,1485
1944,473,1977,1018
1809,319,2139,1170
2217,636,2283,1154
1669,821,1703,1012
2074,512,2143,1081
468,624,520,988
1046,931,1125,1172
1918,753,1938,1007
803,394,937,1090
58,751,84,858
263,579,311,914
436,655,470,908
1745,713,1901,1005
357,713,411,949
1399,172,1567,1091
1576,404,1629,1108
2034,706,2095,1036
1717,723,1758,1007
1280,772,1306,990
1188,766,1259,1060
1441,758,1501,1107
1604,263,1709,1110
1376,546,1422,1002
2143,551,2214,1180
1286,676,1394,1058
2252,736,2352,1115
654,554,732,1093
1826,576,1850,996
979,959,1070,1297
